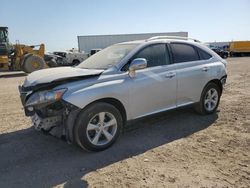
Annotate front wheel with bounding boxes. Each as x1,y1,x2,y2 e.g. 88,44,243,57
195,83,221,115
73,102,123,151
22,55,45,73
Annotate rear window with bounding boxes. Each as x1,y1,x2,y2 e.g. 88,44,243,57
171,43,199,63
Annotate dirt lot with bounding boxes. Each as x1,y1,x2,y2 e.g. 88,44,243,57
0,57,249,188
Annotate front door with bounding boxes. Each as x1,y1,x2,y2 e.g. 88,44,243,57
126,43,177,119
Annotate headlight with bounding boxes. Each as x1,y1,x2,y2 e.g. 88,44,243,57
25,88,67,107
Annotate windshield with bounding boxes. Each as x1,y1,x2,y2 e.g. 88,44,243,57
78,44,138,69
0,29,8,43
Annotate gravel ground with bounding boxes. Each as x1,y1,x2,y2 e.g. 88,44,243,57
0,57,249,188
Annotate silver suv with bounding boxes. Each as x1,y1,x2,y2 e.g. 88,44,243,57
19,36,227,151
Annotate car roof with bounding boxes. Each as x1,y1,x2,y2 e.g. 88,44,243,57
117,40,145,45
118,38,200,46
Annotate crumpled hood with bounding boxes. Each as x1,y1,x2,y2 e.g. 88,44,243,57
23,67,103,87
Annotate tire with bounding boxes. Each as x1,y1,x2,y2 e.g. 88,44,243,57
73,102,123,151
194,82,221,115
72,59,80,66
43,54,53,62
47,59,58,67
22,55,45,73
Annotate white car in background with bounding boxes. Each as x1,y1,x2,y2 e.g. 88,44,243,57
53,50,88,65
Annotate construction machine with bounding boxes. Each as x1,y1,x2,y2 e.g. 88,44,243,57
0,27,46,73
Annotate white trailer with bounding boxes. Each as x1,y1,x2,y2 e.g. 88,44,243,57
78,32,188,53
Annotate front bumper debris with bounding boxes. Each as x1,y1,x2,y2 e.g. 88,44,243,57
18,85,81,142
32,113,62,131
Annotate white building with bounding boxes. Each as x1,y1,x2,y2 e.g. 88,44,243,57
77,32,188,53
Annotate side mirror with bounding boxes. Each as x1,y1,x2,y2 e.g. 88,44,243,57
128,58,147,78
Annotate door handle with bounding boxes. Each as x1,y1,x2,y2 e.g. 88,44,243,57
165,72,176,78
202,67,209,72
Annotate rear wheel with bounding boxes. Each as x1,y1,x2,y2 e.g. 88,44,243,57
74,102,123,151
195,82,221,115
22,55,45,73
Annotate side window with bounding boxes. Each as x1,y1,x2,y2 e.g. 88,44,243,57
171,43,199,63
197,48,212,60
133,44,170,68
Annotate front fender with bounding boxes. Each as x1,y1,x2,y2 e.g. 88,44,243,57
62,78,130,116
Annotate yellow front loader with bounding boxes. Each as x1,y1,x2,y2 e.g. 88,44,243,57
0,26,47,73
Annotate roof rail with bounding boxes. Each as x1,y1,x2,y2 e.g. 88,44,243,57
146,36,200,43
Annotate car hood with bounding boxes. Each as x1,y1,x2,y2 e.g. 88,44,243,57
23,67,104,88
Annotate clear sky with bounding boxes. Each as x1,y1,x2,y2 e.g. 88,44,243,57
1,0,250,51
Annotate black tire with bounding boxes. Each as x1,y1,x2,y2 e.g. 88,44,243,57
43,54,53,62
73,102,123,151
47,59,58,67
23,55,45,73
194,82,221,115
72,59,80,66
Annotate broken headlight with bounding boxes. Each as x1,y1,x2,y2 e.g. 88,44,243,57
25,88,67,107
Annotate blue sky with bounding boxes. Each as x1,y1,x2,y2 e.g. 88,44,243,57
1,0,250,51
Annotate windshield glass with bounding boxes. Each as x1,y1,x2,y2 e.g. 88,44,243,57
0,29,8,43
78,44,138,69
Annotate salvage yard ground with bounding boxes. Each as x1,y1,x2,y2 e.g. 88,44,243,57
0,57,249,188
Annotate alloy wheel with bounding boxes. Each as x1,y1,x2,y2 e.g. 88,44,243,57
204,88,219,111
86,112,117,146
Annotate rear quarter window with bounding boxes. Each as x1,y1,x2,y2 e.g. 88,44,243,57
197,48,212,60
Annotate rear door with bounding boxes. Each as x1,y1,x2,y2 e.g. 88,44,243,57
169,42,212,106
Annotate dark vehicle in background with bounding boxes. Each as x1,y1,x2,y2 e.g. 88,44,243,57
44,53,69,67
210,46,229,59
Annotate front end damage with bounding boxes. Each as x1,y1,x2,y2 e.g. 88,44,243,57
18,67,103,142
19,85,80,142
